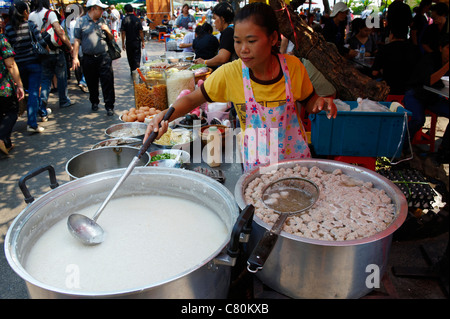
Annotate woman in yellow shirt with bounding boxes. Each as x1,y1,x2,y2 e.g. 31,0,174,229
146,2,336,171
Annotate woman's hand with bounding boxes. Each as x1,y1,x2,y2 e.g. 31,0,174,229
16,86,25,101
194,57,205,65
308,95,337,119
144,110,170,141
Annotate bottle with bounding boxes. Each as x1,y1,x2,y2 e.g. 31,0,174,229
206,126,221,167
359,45,365,60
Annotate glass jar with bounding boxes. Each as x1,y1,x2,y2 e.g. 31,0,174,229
165,70,195,106
133,67,168,111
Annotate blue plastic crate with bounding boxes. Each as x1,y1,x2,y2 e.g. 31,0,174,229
309,101,411,158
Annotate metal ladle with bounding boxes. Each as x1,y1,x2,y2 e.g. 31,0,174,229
247,177,320,273
67,107,175,245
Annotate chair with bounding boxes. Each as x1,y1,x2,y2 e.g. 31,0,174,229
385,95,437,153
158,32,165,42
411,110,438,152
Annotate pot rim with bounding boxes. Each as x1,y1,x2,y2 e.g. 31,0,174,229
65,146,151,180
234,159,408,247
5,167,239,297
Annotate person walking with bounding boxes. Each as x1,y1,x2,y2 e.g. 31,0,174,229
28,0,73,112
4,0,49,133
120,4,144,74
0,33,25,155
109,5,120,40
65,4,88,93
72,0,115,116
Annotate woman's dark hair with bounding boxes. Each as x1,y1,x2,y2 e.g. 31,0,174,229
195,22,213,38
30,0,50,12
212,1,234,24
235,2,279,39
350,17,366,35
431,2,448,16
202,22,213,34
195,24,204,36
9,0,28,30
419,0,432,9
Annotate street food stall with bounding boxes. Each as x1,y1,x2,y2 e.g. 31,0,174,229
3,0,448,301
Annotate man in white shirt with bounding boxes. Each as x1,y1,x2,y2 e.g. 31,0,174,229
109,5,120,40
29,0,73,111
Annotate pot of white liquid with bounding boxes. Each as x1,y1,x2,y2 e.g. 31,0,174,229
5,166,253,299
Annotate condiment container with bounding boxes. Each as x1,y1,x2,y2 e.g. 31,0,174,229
206,126,221,167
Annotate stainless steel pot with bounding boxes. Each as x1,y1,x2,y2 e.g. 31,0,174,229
234,159,408,299
65,146,150,180
6,166,253,299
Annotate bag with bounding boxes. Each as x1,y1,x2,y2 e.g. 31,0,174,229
107,37,121,60
41,10,63,50
28,22,48,56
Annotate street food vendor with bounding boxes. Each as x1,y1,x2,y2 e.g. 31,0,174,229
145,2,337,172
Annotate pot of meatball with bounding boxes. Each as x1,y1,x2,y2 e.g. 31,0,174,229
234,159,408,299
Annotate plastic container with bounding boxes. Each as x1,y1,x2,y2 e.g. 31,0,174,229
309,101,411,158
166,70,195,106
359,45,365,60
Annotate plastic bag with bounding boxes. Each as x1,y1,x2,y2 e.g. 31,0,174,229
141,49,149,64
352,98,390,112
333,99,351,111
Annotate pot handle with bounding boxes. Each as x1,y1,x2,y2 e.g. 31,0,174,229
227,204,254,258
19,165,59,204
247,214,288,273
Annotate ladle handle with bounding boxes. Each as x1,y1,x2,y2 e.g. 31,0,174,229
137,106,175,159
91,107,175,222
247,214,288,273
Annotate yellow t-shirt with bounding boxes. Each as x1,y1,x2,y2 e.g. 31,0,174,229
201,54,314,126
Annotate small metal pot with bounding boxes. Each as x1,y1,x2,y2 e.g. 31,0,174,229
66,146,150,180
235,159,408,299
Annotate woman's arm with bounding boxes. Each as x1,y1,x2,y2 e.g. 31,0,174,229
430,61,449,86
144,88,207,140
195,48,231,67
5,56,24,101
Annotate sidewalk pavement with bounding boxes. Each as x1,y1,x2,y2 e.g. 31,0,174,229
0,39,448,299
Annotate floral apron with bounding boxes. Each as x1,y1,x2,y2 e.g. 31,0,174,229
241,54,310,172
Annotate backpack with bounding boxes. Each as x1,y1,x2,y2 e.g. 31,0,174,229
41,9,63,50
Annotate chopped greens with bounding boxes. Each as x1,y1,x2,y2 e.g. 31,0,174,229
151,153,176,162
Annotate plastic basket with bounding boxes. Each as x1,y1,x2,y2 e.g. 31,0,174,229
309,101,411,158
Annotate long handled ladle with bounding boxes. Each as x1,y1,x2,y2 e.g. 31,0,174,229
67,107,175,245
247,177,319,273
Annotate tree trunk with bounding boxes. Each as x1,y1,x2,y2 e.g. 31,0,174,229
270,0,390,101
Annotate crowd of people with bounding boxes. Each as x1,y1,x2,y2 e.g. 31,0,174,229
279,0,449,164
0,0,149,156
1,0,448,164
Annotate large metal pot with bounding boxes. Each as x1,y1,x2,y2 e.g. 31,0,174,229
6,166,253,299
66,146,150,180
234,159,408,299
